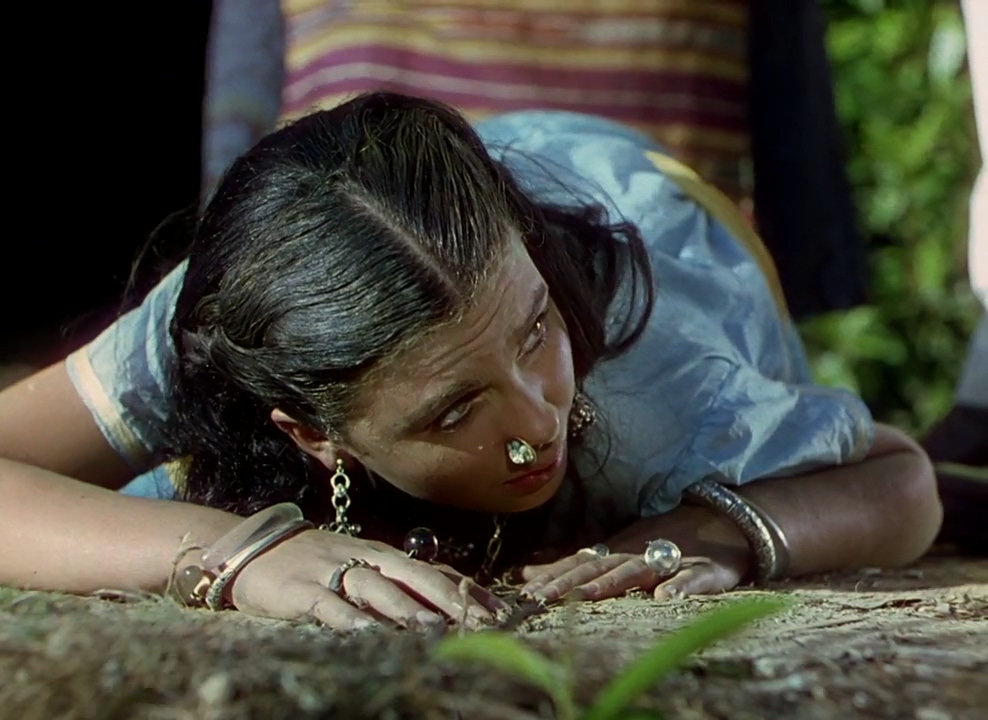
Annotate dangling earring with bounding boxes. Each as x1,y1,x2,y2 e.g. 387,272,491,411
506,438,537,467
568,391,597,440
323,459,362,536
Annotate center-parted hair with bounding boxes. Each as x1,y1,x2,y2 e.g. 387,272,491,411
165,92,654,517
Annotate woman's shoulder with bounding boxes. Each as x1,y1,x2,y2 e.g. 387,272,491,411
65,261,189,469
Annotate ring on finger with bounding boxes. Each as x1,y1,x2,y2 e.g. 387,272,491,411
577,543,611,559
328,558,373,598
643,539,682,576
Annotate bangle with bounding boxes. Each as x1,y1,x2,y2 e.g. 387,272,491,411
682,479,791,583
175,503,313,610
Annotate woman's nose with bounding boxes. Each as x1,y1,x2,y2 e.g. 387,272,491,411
506,386,561,451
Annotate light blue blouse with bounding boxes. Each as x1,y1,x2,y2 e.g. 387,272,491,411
66,111,874,522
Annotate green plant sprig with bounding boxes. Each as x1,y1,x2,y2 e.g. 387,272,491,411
432,596,788,720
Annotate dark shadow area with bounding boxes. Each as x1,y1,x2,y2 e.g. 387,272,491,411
1,4,211,366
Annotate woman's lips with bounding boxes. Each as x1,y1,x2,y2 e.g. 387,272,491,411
503,445,566,495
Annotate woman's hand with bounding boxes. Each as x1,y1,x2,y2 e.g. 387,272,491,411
519,506,752,602
228,529,509,630
519,549,745,602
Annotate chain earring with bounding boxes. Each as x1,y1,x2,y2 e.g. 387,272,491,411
323,459,362,536
568,391,597,439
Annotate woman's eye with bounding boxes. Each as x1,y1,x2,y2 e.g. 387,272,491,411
522,311,549,354
436,402,472,432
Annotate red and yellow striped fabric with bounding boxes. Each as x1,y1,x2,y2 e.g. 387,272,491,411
281,0,751,201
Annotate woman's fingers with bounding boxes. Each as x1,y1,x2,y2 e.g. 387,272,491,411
519,553,593,595
436,566,511,615
306,586,379,631
524,554,737,604
376,559,497,628
652,559,725,599
530,555,629,602
342,567,448,629
570,559,657,601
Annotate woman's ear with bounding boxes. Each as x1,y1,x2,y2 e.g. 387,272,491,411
270,408,339,468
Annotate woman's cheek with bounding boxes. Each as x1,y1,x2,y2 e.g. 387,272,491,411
372,441,501,505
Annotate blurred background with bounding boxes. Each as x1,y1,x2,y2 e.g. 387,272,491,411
1,0,983,440
809,0,980,436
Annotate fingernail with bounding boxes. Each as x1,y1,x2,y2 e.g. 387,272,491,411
570,584,595,601
538,586,559,602
480,590,510,611
523,583,542,596
353,618,376,630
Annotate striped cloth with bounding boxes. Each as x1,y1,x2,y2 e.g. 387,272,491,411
281,0,752,201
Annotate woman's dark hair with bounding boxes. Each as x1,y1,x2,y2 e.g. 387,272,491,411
165,92,654,519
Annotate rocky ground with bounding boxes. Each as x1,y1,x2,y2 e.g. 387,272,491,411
1,553,985,720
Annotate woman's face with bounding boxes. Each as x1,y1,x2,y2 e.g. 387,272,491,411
342,240,577,514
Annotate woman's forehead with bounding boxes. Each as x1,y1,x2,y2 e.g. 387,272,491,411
349,245,546,434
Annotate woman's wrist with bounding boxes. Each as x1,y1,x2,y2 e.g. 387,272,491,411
175,503,314,610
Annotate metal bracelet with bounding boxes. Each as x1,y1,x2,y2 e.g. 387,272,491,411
203,518,313,610
175,503,313,610
682,478,790,583
739,495,791,579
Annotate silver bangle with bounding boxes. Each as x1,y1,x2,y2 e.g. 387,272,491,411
175,503,314,610
683,478,790,583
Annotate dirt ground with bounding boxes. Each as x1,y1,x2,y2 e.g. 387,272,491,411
1,552,985,720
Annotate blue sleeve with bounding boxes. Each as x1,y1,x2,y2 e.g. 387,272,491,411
478,110,876,519
65,261,187,475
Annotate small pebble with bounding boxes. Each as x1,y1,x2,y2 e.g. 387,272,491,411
861,567,883,576
198,673,234,707
915,708,952,720
44,627,74,659
852,691,870,708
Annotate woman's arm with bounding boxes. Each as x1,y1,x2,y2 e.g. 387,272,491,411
522,424,942,600
610,423,942,574
0,361,239,591
0,456,240,593
736,423,940,573
0,362,134,489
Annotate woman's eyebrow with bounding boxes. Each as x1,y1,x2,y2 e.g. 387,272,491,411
514,284,549,342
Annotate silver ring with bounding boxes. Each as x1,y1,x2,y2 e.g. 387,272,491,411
328,558,372,595
578,543,611,559
643,539,682,576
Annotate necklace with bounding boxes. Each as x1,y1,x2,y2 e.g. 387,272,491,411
404,515,505,583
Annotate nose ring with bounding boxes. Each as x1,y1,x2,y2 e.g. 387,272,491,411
506,438,537,467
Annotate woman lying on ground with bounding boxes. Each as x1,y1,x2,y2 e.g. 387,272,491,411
0,93,942,630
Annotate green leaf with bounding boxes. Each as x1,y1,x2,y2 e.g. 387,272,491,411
582,598,788,720
432,632,576,719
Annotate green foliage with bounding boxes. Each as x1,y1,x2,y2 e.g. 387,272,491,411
804,0,982,433
432,597,787,720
